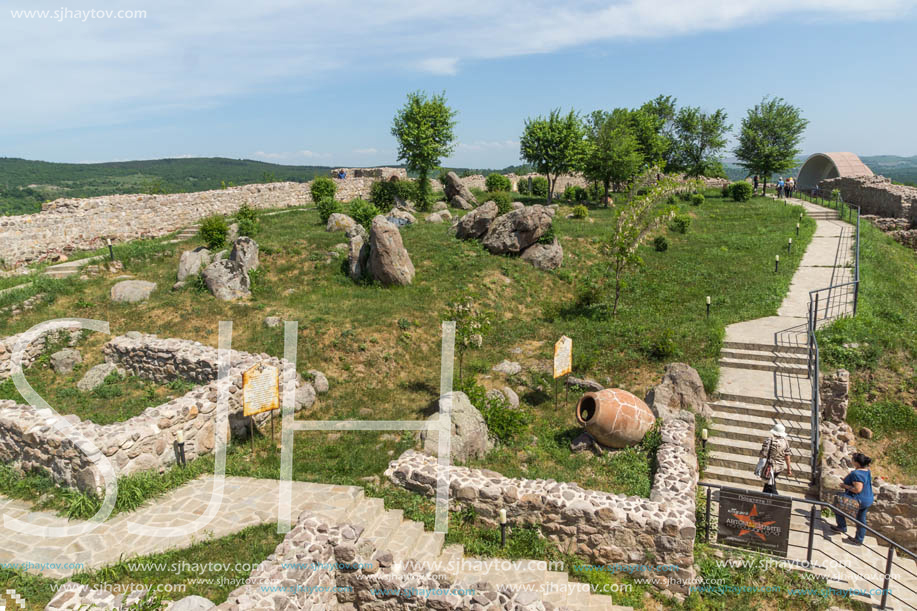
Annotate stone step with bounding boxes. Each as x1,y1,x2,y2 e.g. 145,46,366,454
708,449,813,476
720,348,809,365
719,357,809,375
701,466,814,497
358,508,404,553
707,425,810,450
712,411,812,435
714,391,810,410
710,400,811,422
722,340,808,355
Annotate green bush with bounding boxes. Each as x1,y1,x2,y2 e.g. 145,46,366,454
537,223,556,245
647,329,680,360
669,215,691,234
679,191,692,202
370,179,417,210
653,236,668,252
485,173,511,193
515,178,530,195
571,204,589,219
310,176,337,203
349,198,381,229
666,194,677,205
198,215,228,250
316,198,341,224
586,183,604,202
731,181,753,202
235,203,258,237
721,184,731,198
489,191,513,215
459,379,531,443
691,193,705,206
531,176,549,198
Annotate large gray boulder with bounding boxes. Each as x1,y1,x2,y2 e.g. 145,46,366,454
368,216,415,286
387,208,416,226
111,280,157,303
482,205,553,254
50,348,82,374
451,195,474,210
347,231,370,281
169,595,216,610
520,238,563,270
327,213,357,233
201,260,251,301
419,391,494,463
443,171,477,206
77,363,122,391
177,247,212,282
644,362,711,420
229,237,259,273
453,201,498,240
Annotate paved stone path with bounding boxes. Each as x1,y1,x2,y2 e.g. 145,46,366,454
702,196,917,609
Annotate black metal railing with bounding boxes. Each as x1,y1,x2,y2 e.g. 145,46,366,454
699,481,917,610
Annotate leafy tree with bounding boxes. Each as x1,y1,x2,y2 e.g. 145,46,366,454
446,297,492,384
391,91,457,211
669,107,730,177
600,167,677,315
519,109,583,203
641,95,678,168
580,109,643,206
734,96,809,195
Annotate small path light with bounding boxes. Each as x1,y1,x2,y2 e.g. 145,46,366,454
775,254,780,273
175,429,186,467
788,238,793,253
796,222,800,236
107,238,115,262
701,428,708,450
499,508,508,547
706,295,711,319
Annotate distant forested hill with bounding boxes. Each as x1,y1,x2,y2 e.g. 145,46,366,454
0,157,334,215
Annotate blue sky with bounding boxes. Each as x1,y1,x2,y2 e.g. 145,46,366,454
3,0,916,168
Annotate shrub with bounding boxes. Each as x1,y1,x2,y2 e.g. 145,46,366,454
485,173,511,193
691,193,705,206
349,198,381,229
490,191,513,215
586,182,604,202
316,198,341,224
653,236,668,252
310,176,337,203
537,223,556,245
831,188,841,201
235,204,258,237
370,179,417,210
669,215,691,234
573,186,587,202
731,181,753,202
648,329,679,360
678,191,692,202
459,379,531,443
199,216,228,250
571,204,589,219
721,184,731,198
515,178,530,195
531,176,549,198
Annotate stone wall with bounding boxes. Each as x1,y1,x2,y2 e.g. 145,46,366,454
0,325,82,381
818,175,917,222
0,332,315,492
385,414,698,593
819,420,917,550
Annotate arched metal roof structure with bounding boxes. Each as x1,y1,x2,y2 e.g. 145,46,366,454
797,152,873,189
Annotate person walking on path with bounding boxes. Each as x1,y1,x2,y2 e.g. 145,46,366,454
831,453,874,546
787,177,795,198
777,177,785,198
753,175,759,194
759,423,792,494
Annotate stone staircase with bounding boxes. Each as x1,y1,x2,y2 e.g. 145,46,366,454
165,224,200,244
42,254,108,279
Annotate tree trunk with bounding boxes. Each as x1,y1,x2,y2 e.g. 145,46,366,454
547,175,554,203
417,169,430,211
762,179,767,196
603,180,610,207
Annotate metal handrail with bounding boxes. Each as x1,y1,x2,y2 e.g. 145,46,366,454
698,481,917,610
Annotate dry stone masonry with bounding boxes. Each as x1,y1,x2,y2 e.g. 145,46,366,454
386,414,699,593
819,175,917,223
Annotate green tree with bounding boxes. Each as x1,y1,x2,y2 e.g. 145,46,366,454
446,297,492,384
641,95,678,168
734,96,809,196
580,109,644,206
669,106,730,177
600,167,677,315
391,91,457,212
519,109,583,203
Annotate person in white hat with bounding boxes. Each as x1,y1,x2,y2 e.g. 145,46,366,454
759,423,793,494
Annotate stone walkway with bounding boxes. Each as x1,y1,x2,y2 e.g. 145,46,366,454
703,196,917,609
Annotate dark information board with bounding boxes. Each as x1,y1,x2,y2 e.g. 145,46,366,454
716,488,792,557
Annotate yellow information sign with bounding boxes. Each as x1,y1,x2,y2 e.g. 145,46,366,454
242,363,280,417
553,335,572,379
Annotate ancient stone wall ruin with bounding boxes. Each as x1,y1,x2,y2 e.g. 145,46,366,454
386,415,698,593
0,332,315,492
0,325,82,382
818,175,917,223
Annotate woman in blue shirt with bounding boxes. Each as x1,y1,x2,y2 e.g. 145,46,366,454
831,453,874,545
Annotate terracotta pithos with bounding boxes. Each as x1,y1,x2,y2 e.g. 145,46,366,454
575,388,655,448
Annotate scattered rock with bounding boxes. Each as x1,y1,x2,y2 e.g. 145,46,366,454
419,391,494,462
327,213,357,233
229,237,259,273
201,260,251,301
443,171,477,206
644,362,711,420
110,280,157,303
451,195,474,210
511,201,525,210
77,363,122,391
263,316,282,328
453,201,499,239
50,348,82,374
566,376,604,392
482,205,553,254
492,360,522,376
296,382,317,411
227,223,239,242
501,386,520,409
347,231,370,281
570,431,604,455
177,247,211,282
169,595,216,610
426,212,447,224
520,238,563,270
368,215,415,286
308,369,329,393
387,208,416,226
432,201,448,212
859,427,874,439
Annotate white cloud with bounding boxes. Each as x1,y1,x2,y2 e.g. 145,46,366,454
254,150,329,161
353,148,380,154
2,0,914,132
